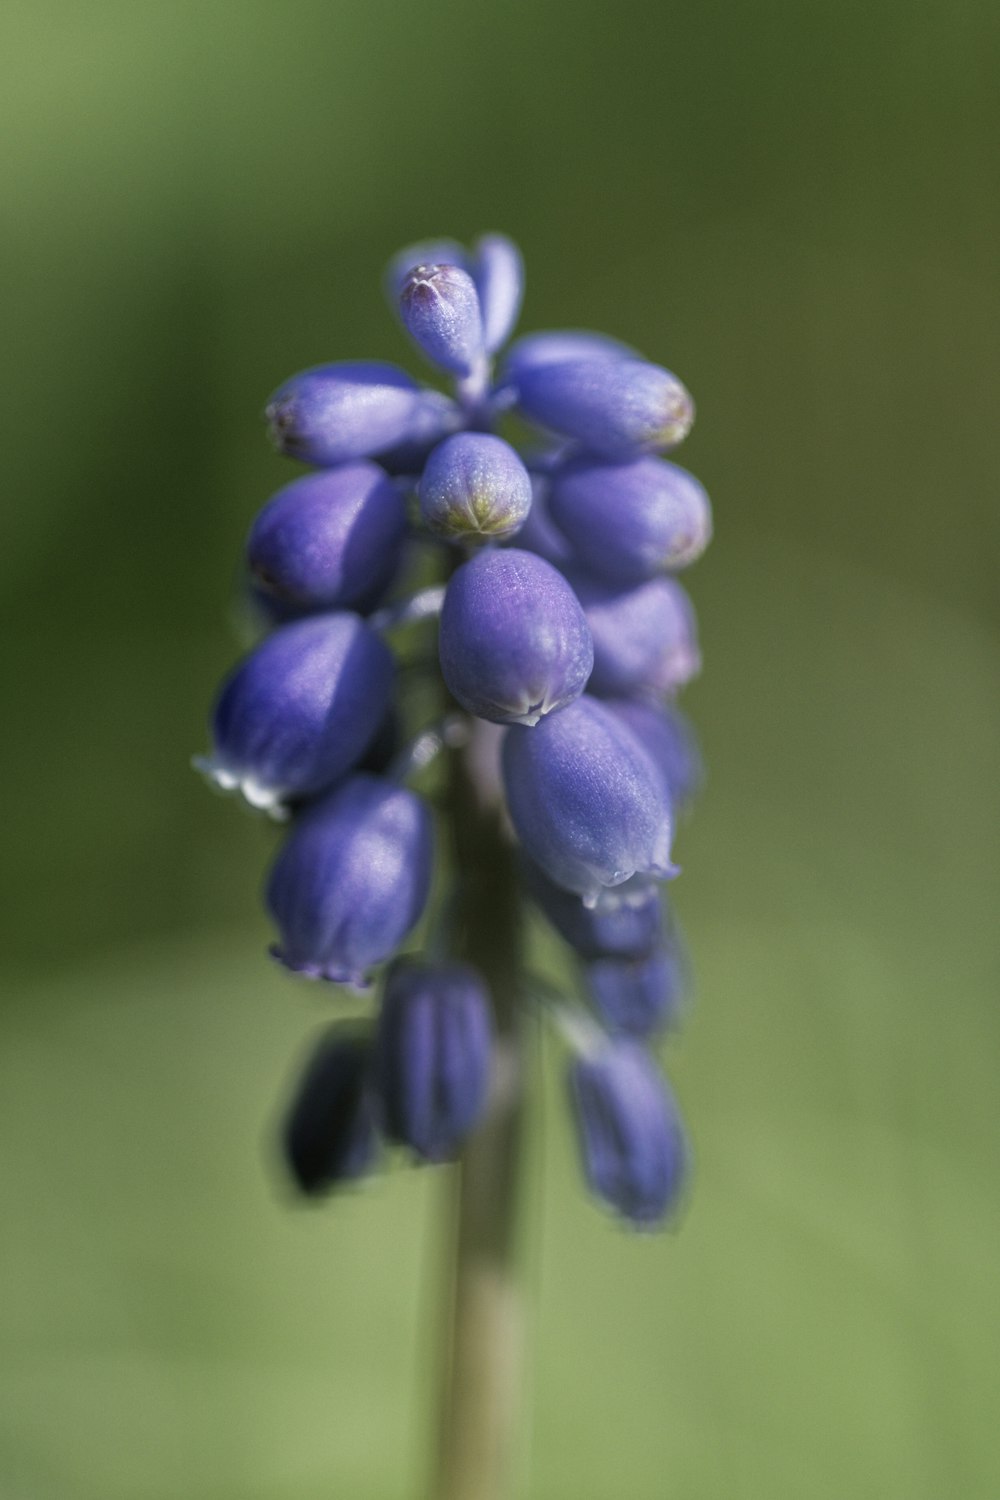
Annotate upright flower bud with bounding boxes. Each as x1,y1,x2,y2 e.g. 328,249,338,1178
282,1028,379,1195
247,463,406,611
385,238,469,303
266,774,434,986
569,1041,687,1225
514,358,694,458
606,699,703,813
550,455,711,583
585,948,686,1038
196,614,393,812
502,696,674,904
418,432,532,541
265,362,429,467
520,862,663,961
376,960,492,1162
571,573,701,697
399,263,485,377
471,233,524,353
439,548,593,726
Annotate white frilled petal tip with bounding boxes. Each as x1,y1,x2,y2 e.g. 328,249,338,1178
191,754,290,822
268,945,371,990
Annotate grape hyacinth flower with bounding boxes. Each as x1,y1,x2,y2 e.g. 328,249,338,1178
195,230,713,1499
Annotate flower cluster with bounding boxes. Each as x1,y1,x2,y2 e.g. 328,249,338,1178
196,233,710,1226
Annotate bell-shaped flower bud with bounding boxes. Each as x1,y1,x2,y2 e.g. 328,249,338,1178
569,1040,687,1225
376,959,492,1162
399,263,485,377
385,238,469,303
282,1028,379,1195
520,861,663,961
586,948,686,1038
418,432,532,541
501,329,637,385
550,455,711,583
266,774,434,987
514,357,694,459
247,462,407,611
502,696,674,904
606,699,704,813
570,572,701,697
439,548,593,726
197,614,393,812
265,361,434,467
515,472,578,568
471,233,524,353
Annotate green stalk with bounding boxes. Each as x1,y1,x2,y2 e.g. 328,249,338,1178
433,729,526,1500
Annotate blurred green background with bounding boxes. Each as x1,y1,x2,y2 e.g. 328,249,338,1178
2,1,998,1495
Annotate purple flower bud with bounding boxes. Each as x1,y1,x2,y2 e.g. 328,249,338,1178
586,948,685,1038
516,472,578,569
400,263,485,377
439,548,593,726
550,455,711,583
197,614,394,812
569,1041,687,1225
265,362,435,467
514,358,694,459
266,774,434,987
376,960,492,1162
520,861,663,961
471,234,524,354
282,1028,379,1195
247,463,406,611
418,432,532,541
606,699,704,812
385,238,469,302
570,573,701,697
502,696,674,904
372,388,462,476
501,329,637,384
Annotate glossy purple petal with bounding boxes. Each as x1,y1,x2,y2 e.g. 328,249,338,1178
570,572,701,697
471,234,524,353
550,454,711,582
400,263,485,377
605,699,704,811
376,960,492,1162
515,472,579,568
265,362,428,467
198,614,393,811
439,548,593,726
247,463,406,611
586,948,685,1038
419,432,532,541
501,329,637,384
266,774,434,986
501,696,674,903
569,1041,687,1225
514,358,694,458
520,862,663,961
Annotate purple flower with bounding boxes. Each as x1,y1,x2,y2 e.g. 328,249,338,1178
439,548,593,725
197,613,393,812
266,774,434,986
282,1028,380,1195
570,572,701,698
501,329,637,385
247,463,406,611
514,358,694,459
265,361,444,467
400,263,485,377
502,696,674,904
376,960,492,1161
471,234,525,354
569,1041,687,1225
549,454,711,582
520,862,663,961
585,948,686,1038
418,432,532,541
605,699,704,812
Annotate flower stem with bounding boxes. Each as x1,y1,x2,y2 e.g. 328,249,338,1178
433,731,525,1500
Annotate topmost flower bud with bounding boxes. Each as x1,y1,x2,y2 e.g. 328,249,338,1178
471,234,524,354
399,264,485,377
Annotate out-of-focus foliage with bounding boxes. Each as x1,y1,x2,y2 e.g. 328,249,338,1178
1,1,998,1495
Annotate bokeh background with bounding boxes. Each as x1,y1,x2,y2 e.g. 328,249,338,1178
2,1,998,1496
